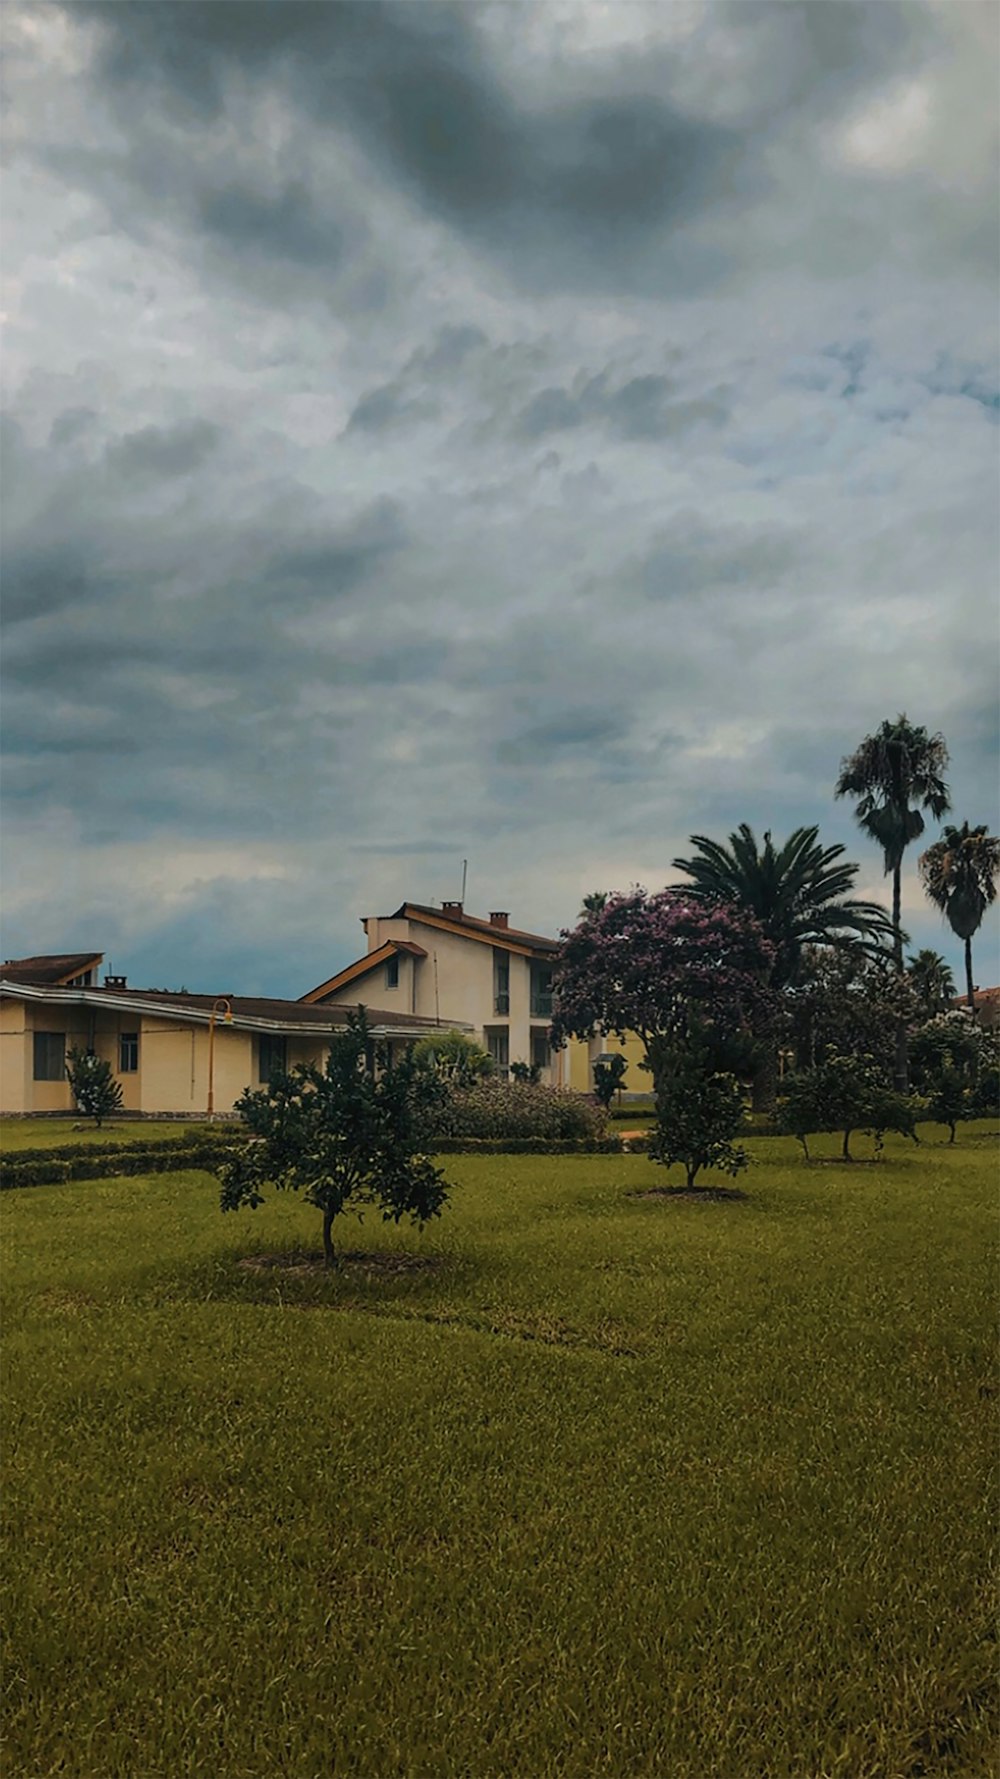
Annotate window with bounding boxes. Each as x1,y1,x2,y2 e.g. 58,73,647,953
485,1027,509,1073
530,964,553,1019
384,955,399,990
531,1030,550,1074
119,1032,139,1074
258,1035,288,1082
33,1031,66,1081
493,951,510,1016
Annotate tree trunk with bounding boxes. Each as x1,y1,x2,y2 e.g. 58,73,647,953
322,1210,336,1269
842,1128,853,1162
948,1122,956,1144
751,1046,779,1115
686,1163,699,1189
892,862,909,1094
965,935,975,1014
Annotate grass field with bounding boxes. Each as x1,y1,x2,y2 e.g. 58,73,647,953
3,1128,997,1778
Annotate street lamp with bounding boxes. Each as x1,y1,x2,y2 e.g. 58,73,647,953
206,998,233,1118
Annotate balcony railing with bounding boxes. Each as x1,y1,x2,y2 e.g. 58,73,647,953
494,992,510,1015
530,992,553,1019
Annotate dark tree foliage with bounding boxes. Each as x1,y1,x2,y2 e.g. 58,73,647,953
672,823,893,988
592,1052,628,1109
778,1055,917,1162
218,1011,450,1267
919,821,1000,1012
65,1048,123,1128
648,1040,748,1189
784,947,917,1079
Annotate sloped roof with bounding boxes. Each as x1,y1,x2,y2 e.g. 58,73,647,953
0,952,103,985
0,979,464,1037
300,939,428,1005
392,904,558,956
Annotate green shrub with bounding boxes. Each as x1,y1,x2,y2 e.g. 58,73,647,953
435,1080,606,1141
432,1136,624,1155
0,1137,245,1191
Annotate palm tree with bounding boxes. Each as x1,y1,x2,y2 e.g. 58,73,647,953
672,824,894,1109
919,822,1000,1012
580,892,608,917
906,949,957,1017
835,714,951,973
672,824,894,989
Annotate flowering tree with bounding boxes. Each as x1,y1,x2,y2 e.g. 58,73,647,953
550,889,776,1072
551,890,775,1190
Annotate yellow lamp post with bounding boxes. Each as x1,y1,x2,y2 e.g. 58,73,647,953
206,998,233,1118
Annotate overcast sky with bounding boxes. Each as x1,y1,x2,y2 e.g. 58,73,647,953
2,0,998,998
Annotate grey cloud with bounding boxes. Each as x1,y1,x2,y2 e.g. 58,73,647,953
105,419,221,478
516,371,729,441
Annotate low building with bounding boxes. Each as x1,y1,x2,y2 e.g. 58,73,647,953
301,901,567,1083
0,953,467,1117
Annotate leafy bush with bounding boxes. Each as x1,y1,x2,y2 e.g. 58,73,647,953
219,1011,450,1266
432,1136,625,1154
0,1137,244,1190
593,1052,628,1109
649,1043,748,1189
779,1054,918,1161
434,1079,606,1141
65,1049,123,1127
412,1029,493,1086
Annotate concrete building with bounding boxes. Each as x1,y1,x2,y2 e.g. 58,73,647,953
301,901,568,1084
0,953,466,1117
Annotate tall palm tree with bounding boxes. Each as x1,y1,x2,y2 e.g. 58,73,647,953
835,714,951,973
672,823,894,989
919,822,1000,1012
906,948,957,1018
672,824,894,1109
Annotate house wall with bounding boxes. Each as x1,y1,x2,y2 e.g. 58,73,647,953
321,917,566,1083
0,998,336,1118
567,1030,649,1096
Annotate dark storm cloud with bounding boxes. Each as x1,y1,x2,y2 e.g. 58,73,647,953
66,0,944,299
3,0,997,995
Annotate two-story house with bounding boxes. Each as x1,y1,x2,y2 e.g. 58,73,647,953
300,901,565,1083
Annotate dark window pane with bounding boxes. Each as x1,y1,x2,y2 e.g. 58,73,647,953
33,1031,66,1081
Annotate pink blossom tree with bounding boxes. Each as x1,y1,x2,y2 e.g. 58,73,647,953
551,889,776,1190
550,888,776,1069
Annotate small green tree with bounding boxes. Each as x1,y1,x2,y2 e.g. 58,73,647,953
924,1065,968,1144
592,1052,628,1109
509,1060,541,1085
648,1041,749,1190
412,1029,493,1087
65,1048,123,1128
779,1054,917,1161
219,1012,450,1267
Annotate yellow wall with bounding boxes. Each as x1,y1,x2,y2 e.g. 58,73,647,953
567,1030,650,1096
0,998,336,1118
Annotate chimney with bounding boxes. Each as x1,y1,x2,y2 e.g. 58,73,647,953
104,973,127,989
442,900,463,917
489,911,509,929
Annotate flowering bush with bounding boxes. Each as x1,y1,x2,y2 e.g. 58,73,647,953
434,1079,606,1140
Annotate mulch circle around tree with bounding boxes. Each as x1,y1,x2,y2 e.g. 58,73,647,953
238,1250,444,1276
628,1185,748,1202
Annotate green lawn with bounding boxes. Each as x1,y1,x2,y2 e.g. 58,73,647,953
0,1117,217,1152
3,1129,997,1778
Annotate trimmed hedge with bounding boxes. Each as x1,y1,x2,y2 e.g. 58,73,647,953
0,1137,246,1191
435,1080,607,1141
432,1135,650,1155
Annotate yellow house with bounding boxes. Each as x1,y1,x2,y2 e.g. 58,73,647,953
0,953,468,1118
302,901,568,1084
301,901,651,1096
